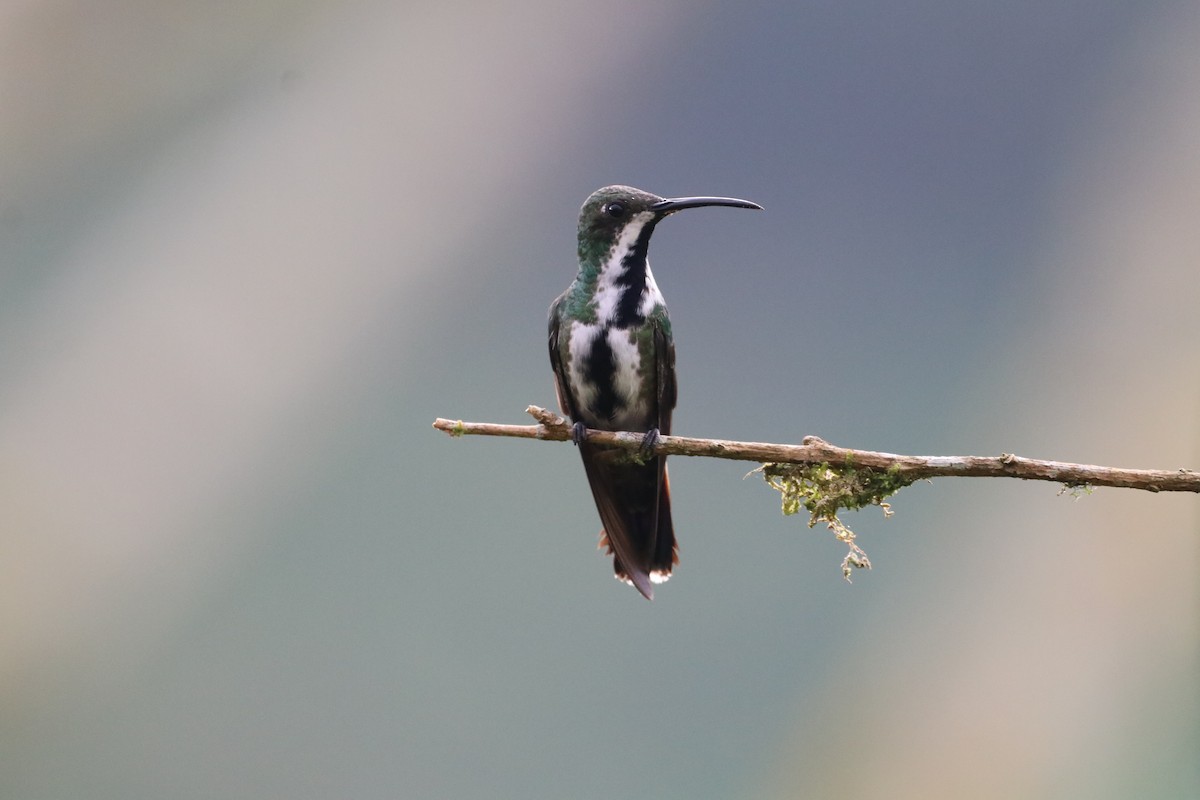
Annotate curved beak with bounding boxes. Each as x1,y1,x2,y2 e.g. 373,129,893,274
650,195,763,214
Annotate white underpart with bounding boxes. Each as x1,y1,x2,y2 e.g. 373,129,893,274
639,265,665,317
566,320,648,427
606,326,644,425
592,211,654,325
566,322,601,413
565,211,666,427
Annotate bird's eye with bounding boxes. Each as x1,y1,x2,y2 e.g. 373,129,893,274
602,201,627,219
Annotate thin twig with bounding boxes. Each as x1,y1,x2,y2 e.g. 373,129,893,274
432,406,1200,494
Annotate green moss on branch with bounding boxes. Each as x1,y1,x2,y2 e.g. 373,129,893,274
758,462,915,581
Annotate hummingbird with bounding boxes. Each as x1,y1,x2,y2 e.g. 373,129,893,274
548,185,762,599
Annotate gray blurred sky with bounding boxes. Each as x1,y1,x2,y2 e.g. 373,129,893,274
1,1,1197,798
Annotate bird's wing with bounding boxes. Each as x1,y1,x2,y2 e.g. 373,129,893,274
547,296,578,420
653,317,676,436
650,316,678,579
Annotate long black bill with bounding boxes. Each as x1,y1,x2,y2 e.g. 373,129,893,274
651,195,763,214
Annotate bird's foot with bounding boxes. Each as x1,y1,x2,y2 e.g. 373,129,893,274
639,428,661,457
571,421,589,445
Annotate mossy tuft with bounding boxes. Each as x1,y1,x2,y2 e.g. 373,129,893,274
758,461,914,581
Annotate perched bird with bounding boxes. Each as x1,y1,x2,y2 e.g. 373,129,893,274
548,185,762,599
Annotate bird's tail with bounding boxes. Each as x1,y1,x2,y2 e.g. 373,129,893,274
597,465,678,600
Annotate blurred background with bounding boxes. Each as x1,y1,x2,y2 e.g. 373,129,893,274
1,1,1197,797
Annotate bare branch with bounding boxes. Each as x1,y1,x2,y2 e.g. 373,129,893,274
432,406,1200,494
